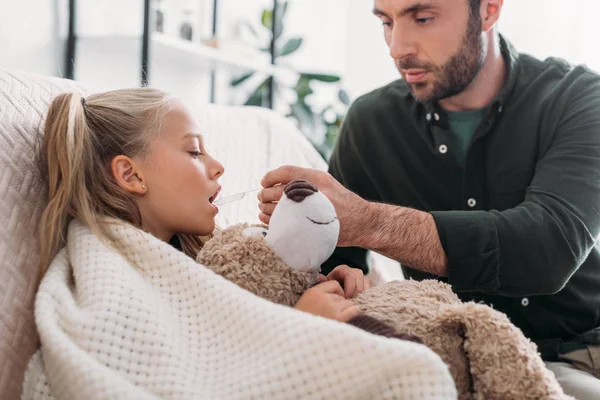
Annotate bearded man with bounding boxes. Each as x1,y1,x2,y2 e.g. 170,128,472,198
258,1,600,397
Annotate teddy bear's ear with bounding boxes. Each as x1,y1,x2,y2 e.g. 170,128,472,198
242,226,268,238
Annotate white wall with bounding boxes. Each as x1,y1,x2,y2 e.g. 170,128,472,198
0,0,64,76
343,0,400,99
499,0,600,73
3,1,600,104
280,0,347,76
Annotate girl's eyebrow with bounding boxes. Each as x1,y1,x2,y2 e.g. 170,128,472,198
183,132,203,140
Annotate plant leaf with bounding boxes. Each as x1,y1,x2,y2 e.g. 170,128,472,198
338,89,351,105
326,125,339,143
280,1,289,19
245,78,270,107
245,89,265,106
291,102,317,133
273,1,289,40
278,37,303,57
301,73,341,83
231,72,254,87
320,105,333,116
294,76,313,101
261,9,273,30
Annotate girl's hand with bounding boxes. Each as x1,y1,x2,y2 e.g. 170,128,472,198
322,265,372,298
294,280,360,322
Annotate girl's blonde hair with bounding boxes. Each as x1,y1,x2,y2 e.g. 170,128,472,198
39,88,205,275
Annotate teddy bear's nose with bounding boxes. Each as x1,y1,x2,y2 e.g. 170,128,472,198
284,179,318,203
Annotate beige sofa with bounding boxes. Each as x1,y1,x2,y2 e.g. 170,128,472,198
0,69,329,399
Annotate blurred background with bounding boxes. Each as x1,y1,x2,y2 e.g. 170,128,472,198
1,0,599,160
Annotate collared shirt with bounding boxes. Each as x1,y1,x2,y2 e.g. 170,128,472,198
323,36,600,356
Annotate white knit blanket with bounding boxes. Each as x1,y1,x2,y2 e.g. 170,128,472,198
22,220,457,400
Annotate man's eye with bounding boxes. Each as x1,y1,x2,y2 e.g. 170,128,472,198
416,17,434,25
382,21,392,27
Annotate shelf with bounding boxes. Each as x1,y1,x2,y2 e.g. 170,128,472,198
76,33,293,78
155,33,282,75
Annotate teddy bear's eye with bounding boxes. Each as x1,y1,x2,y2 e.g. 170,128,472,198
261,231,267,237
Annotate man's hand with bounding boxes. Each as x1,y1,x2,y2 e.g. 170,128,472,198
321,265,372,298
258,166,369,247
294,280,361,322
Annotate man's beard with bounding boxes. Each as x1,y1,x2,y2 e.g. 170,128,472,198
398,14,485,103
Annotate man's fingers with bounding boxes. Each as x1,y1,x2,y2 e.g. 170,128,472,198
261,166,297,188
258,213,271,225
318,274,329,283
261,165,315,188
339,304,361,322
258,185,285,203
258,202,277,216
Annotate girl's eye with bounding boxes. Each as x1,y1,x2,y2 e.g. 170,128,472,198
189,151,204,158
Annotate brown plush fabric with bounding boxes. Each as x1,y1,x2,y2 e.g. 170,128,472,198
197,224,319,307
198,225,573,400
347,315,422,344
356,280,572,400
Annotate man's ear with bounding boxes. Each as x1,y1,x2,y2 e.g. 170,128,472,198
110,155,147,195
481,0,503,33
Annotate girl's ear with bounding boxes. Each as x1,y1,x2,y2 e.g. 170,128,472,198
110,155,147,195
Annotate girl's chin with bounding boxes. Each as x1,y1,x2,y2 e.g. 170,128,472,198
180,218,216,238
198,218,216,236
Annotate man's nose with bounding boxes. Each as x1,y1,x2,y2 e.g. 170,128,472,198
284,180,318,203
389,24,418,61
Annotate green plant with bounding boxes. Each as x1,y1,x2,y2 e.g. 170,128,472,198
231,1,350,160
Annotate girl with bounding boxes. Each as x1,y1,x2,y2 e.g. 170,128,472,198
38,88,358,321
23,89,454,399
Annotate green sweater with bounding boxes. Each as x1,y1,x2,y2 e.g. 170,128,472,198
323,36,600,359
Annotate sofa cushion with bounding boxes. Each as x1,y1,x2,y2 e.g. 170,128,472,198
0,69,326,399
0,70,86,399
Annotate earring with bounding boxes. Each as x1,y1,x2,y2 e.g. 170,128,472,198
142,184,146,190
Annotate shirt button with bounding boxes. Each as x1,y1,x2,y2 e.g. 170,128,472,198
426,113,432,121
434,113,440,121
521,297,529,307
439,144,448,154
498,105,503,113
467,198,476,208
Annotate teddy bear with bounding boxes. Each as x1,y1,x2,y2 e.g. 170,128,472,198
197,179,572,400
